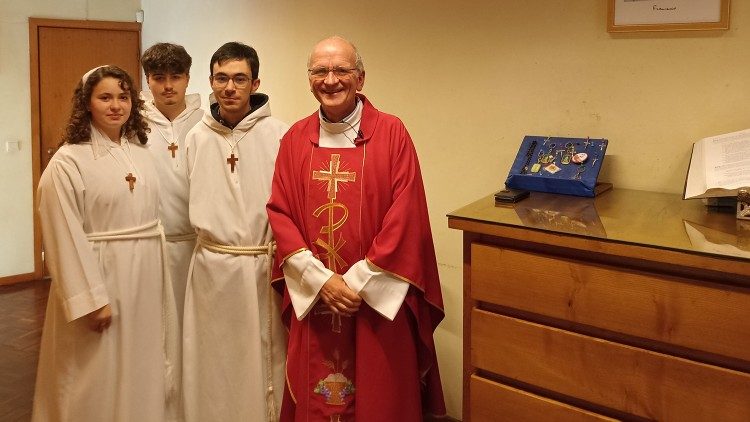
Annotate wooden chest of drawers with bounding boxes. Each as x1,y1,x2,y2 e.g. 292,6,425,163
448,190,750,421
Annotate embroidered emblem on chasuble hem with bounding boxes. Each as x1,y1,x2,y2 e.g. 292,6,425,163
307,303,357,420
313,349,355,406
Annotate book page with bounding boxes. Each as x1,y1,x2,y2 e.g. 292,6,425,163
704,130,750,190
683,142,705,199
685,129,750,199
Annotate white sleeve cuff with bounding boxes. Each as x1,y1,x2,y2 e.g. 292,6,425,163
342,260,409,321
283,250,333,320
63,283,110,322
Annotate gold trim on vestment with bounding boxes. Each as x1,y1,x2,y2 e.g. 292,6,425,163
280,248,309,266
364,257,445,313
364,257,420,289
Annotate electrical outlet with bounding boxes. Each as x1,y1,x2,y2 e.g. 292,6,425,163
5,140,20,152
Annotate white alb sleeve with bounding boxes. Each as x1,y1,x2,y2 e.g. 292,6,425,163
282,250,334,320
342,260,409,321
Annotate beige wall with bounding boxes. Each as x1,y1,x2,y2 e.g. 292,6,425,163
3,0,748,417
0,1,140,277
142,1,749,417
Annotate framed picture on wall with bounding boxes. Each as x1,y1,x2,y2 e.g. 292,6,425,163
607,0,730,32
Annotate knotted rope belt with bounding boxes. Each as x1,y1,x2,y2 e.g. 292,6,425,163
86,220,180,401
197,235,278,421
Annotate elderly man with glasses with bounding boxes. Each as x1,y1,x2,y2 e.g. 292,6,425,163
267,36,447,421
182,41,289,422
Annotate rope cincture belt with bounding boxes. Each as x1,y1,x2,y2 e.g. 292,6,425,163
86,220,180,401
86,219,163,242
197,235,278,422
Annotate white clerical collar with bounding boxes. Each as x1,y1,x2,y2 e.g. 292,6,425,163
319,98,362,135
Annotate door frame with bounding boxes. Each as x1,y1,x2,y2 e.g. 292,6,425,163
3,18,141,286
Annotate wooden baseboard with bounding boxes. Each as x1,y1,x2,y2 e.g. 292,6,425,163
0,272,39,286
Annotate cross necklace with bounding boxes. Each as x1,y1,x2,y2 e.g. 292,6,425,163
102,133,139,192
93,126,140,192
221,130,252,173
151,121,186,159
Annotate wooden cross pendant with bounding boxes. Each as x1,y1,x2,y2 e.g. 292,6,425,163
125,172,136,192
227,153,238,173
167,142,178,158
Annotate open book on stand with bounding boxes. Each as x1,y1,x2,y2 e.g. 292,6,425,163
684,128,750,200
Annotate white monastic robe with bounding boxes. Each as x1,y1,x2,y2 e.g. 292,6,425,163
143,91,204,323
33,128,166,422
183,93,288,422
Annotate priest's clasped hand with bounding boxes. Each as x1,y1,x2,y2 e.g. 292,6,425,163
320,274,361,315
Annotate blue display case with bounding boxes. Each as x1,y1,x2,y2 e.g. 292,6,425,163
505,135,609,197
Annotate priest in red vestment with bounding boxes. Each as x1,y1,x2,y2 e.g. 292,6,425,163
267,36,446,421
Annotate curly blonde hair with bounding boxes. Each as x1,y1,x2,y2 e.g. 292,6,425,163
62,65,149,145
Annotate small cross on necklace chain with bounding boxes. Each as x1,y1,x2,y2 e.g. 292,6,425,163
150,119,185,160
222,130,252,173
125,173,137,191
167,142,178,158
227,153,238,172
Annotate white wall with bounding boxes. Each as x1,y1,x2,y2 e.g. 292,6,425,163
0,0,140,277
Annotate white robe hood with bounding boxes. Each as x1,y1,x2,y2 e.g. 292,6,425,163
204,92,271,133
142,91,203,128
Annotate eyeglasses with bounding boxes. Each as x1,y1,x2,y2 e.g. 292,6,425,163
307,66,359,80
211,74,251,88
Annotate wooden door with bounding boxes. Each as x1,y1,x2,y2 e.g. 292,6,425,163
18,18,142,285
33,19,142,170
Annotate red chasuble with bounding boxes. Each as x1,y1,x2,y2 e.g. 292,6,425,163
268,95,445,421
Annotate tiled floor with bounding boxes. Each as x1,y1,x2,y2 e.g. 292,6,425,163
0,279,49,422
